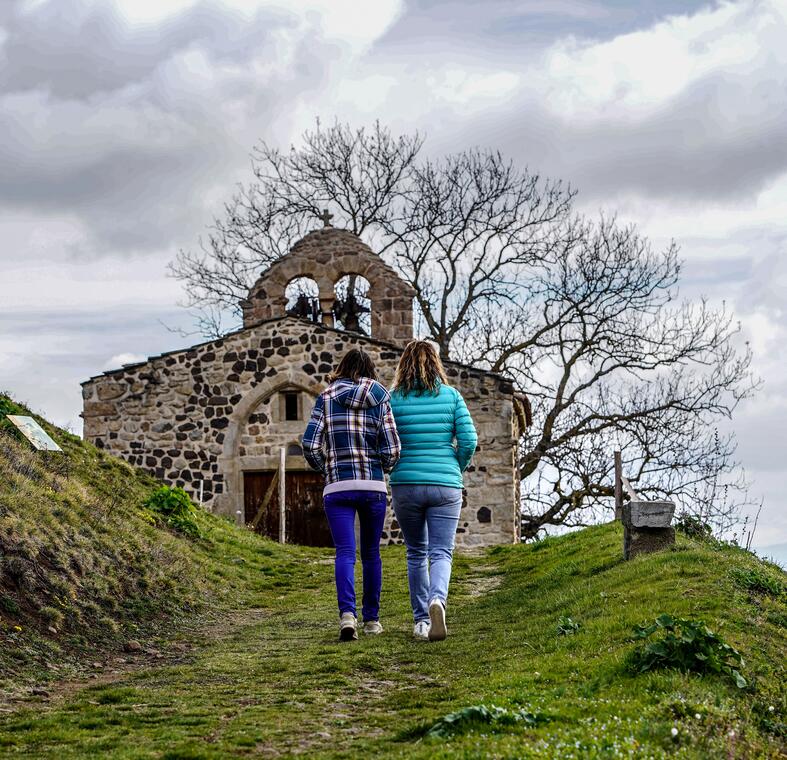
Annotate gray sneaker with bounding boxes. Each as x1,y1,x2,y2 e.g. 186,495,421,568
413,620,430,641
428,598,447,641
362,620,383,635
339,612,358,641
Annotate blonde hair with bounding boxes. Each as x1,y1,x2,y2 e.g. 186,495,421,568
393,340,448,395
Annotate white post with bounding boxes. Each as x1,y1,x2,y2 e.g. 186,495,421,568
278,447,286,544
198,480,204,507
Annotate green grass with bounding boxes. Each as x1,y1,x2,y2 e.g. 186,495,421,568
1,394,785,758
0,393,313,696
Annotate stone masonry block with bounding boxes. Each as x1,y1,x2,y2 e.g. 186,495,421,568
624,527,675,560
623,501,675,529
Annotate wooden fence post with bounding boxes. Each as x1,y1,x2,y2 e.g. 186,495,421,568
279,447,286,544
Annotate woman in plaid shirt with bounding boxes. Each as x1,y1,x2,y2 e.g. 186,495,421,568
302,349,401,641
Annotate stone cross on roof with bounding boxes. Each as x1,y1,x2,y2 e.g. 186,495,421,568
319,208,333,228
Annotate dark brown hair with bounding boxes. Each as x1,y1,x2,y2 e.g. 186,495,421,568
329,348,378,383
393,340,448,395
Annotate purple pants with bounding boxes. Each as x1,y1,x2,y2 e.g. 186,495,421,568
323,490,387,621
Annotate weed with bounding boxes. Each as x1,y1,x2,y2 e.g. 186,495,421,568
730,566,784,597
674,513,713,541
39,606,65,628
629,613,747,688
143,486,202,539
0,595,19,614
426,704,547,738
557,615,580,635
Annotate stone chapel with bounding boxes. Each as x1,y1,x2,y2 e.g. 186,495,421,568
81,219,527,547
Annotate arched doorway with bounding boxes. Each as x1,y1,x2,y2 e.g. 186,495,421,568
220,375,333,547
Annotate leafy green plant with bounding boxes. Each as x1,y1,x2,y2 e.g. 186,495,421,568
730,566,784,597
629,613,746,688
426,704,546,738
674,513,713,540
557,615,580,635
143,486,201,538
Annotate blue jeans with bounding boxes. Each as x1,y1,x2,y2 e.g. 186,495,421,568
323,490,387,621
392,485,463,623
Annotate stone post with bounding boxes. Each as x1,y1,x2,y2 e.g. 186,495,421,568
622,501,676,559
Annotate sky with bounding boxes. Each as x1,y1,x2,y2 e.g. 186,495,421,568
1,0,785,553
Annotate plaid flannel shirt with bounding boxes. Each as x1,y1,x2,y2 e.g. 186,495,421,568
302,378,401,488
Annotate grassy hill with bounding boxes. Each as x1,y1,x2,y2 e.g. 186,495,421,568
0,393,311,694
0,394,785,758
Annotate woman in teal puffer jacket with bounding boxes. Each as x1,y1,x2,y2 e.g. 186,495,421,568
389,340,478,641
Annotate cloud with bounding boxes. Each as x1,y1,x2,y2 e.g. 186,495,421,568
376,0,710,51
342,0,787,205
0,0,402,254
104,352,147,369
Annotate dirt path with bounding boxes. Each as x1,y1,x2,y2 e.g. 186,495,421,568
0,549,512,758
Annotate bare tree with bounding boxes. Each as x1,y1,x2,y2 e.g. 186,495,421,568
461,216,757,536
171,121,757,536
170,121,423,335
382,150,573,357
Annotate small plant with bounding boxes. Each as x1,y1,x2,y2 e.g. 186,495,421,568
426,704,546,738
0,394,23,436
730,567,784,597
557,615,580,635
674,513,713,540
39,606,65,629
629,614,746,689
0,594,20,614
143,486,201,538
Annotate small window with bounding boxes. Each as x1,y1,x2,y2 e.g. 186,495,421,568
284,392,300,421
287,443,303,457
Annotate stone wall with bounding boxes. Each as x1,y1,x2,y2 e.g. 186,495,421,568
241,227,415,347
82,317,519,547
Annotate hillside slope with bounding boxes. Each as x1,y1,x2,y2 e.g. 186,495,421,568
0,393,311,697
0,395,785,758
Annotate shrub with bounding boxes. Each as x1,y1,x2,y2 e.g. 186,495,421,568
426,704,546,738
628,614,746,689
730,567,784,597
674,513,713,540
143,486,201,538
39,606,65,629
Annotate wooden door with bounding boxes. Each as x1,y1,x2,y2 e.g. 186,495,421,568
243,471,332,547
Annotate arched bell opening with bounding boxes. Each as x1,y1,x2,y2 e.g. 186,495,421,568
333,273,372,336
285,276,321,324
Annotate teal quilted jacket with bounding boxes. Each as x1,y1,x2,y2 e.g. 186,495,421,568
389,383,478,489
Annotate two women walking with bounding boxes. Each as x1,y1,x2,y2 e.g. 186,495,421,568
302,340,478,642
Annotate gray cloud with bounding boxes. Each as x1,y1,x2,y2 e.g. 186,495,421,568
371,1,787,205
0,0,295,99
377,0,711,51
430,75,787,208
0,0,341,253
